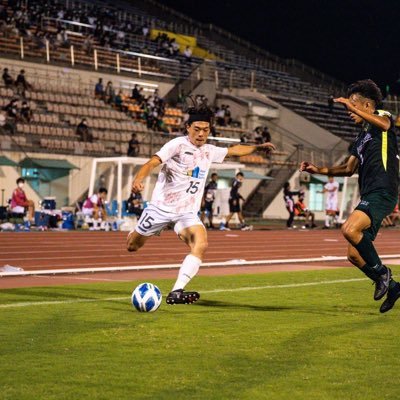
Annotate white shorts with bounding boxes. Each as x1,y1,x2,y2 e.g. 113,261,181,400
326,199,338,212
134,204,203,237
11,206,25,214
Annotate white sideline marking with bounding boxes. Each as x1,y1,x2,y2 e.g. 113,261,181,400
0,277,369,309
324,239,339,242
2,253,400,277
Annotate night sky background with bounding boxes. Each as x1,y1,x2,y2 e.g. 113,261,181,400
161,0,400,94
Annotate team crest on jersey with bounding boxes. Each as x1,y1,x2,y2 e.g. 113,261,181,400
187,166,206,179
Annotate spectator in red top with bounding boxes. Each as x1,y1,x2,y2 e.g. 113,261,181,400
10,177,35,220
82,187,108,220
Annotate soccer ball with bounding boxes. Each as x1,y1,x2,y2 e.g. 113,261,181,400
131,283,162,312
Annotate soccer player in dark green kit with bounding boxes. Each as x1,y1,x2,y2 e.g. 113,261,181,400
300,79,400,313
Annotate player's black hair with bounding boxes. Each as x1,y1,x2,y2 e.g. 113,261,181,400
283,181,290,189
211,173,218,178
16,177,25,184
185,96,214,126
98,187,108,194
347,79,383,108
236,172,244,178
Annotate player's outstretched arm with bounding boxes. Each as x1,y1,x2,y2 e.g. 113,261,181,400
334,97,391,131
131,156,162,193
300,156,358,177
227,142,276,157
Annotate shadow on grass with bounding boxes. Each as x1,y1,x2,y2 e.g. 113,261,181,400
198,299,380,317
198,299,294,312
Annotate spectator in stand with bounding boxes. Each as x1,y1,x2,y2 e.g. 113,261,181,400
131,84,141,102
224,105,232,126
3,99,18,120
94,78,104,99
142,24,149,37
20,101,32,122
105,81,115,104
170,38,180,56
76,118,92,142
114,90,124,111
240,133,247,143
56,28,70,47
254,126,263,144
82,34,94,55
126,191,143,217
10,177,35,221
2,68,14,87
127,133,140,157
262,126,271,143
215,105,225,126
15,69,31,97
183,46,192,62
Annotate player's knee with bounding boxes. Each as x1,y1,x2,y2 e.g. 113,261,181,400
194,240,208,256
127,239,141,252
341,222,359,243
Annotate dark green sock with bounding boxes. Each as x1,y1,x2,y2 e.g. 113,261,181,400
354,234,386,275
358,264,380,282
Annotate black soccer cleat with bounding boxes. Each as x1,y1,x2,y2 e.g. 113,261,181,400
166,289,200,305
380,282,400,314
374,267,392,301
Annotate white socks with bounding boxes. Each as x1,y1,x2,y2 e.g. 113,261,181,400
172,254,202,291
325,215,331,227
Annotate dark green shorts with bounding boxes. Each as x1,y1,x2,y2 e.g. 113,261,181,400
355,191,397,240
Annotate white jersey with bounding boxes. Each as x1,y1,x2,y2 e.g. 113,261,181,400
325,181,339,201
151,136,228,214
324,181,339,210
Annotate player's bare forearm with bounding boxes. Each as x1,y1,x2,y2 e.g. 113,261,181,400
227,142,276,157
300,156,358,177
132,156,161,193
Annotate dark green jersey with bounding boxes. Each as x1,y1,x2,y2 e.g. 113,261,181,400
350,110,399,197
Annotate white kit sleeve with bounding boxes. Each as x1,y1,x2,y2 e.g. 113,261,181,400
210,145,228,163
155,139,179,163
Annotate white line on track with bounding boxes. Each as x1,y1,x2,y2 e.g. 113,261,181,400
2,253,400,277
0,277,369,309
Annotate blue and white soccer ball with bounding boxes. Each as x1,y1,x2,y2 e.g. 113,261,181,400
131,283,162,312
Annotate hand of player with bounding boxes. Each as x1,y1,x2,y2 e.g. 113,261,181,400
299,161,319,174
257,142,276,152
132,180,144,193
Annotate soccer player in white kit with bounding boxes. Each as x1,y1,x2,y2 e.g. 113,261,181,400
127,104,275,305
321,176,339,228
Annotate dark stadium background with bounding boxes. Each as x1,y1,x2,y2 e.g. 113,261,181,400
161,0,400,94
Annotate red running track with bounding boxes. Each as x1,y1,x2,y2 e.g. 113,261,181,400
1,228,400,288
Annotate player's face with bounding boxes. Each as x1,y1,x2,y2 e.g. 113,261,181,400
328,177,334,183
187,121,210,147
349,94,372,124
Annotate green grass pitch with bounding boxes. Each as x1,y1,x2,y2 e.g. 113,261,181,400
1,267,400,400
